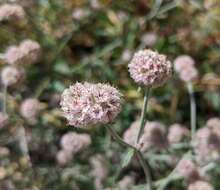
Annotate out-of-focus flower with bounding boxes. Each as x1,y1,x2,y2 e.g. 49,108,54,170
90,154,108,190
4,40,41,65
193,120,220,164
4,46,25,65
174,55,198,82
188,180,214,190
168,124,189,144
56,150,73,166
118,175,135,189
60,132,91,154
60,82,122,128
123,120,139,147
137,121,168,152
20,98,41,124
0,146,10,157
124,120,168,152
72,8,89,21
90,0,101,10
179,66,198,82
174,55,195,73
0,113,9,129
141,32,158,47
0,4,25,22
121,49,133,62
176,159,200,181
1,66,24,86
128,49,172,88
19,39,41,64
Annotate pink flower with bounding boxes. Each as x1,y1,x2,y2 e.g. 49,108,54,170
4,46,25,65
60,82,122,128
20,98,40,124
174,55,195,73
176,159,200,181
1,66,24,86
19,39,41,64
141,32,158,47
60,132,91,154
179,65,198,82
0,112,9,129
168,124,189,144
56,150,73,166
188,180,214,190
0,4,25,22
128,49,172,88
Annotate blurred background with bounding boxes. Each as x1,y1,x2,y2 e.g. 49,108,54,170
0,0,220,189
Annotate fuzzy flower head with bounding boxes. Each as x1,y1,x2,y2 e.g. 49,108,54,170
168,124,189,144
141,32,158,47
179,66,198,82
60,82,122,128
137,121,168,152
0,112,9,129
176,159,200,181
128,49,172,88
4,46,25,65
60,132,91,154
19,39,41,64
1,66,24,86
56,149,73,166
0,4,25,22
20,98,41,124
174,55,195,73
188,180,214,190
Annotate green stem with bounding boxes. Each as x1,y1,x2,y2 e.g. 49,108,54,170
187,82,196,140
106,125,153,190
136,88,150,144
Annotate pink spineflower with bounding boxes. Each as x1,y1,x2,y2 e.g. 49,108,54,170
141,32,158,47
168,124,189,144
60,132,91,154
4,46,25,65
174,55,195,73
128,49,172,88
56,149,73,166
188,180,214,190
1,66,24,86
0,4,25,22
20,98,41,124
60,82,122,128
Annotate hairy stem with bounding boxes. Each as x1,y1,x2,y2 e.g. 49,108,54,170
106,125,153,190
136,88,150,144
187,82,196,140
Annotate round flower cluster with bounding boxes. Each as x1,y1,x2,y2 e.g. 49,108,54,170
20,98,41,124
4,39,41,65
168,124,189,144
188,180,214,190
176,159,200,182
123,120,168,152
193,117,220,164
90,154,108,190
128,49,172,88
60,132,91,154
60,82,122,128
0,112,9,129
57,132,91,166
1,66,24,87
0,4,25,22
174,55,198,82
141,32,158,47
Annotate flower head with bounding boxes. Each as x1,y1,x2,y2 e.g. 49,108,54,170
20,98,40,124
168,124,189,144
0,4,25,22
4,46,25,65
56,149,73,166
1,66,24,86
174,55,198,82
128,49,172,88
60,82,122,128
0,112,9,129
141,32,158,47
19,39,41,64
176,159,200,181
174,55,195,73
188,180,214,190
60,132,91,154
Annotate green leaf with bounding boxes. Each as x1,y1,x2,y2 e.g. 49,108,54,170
122,149,134,168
